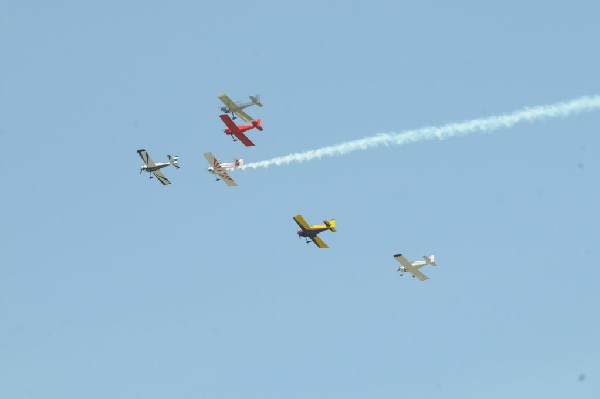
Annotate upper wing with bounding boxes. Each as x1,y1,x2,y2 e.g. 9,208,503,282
216,170,237,186
311,235,329,248
137,149,156,167
203,151,220,168
152,169,171,185
411,269,429,281
393,254,413,269
293,215,311,231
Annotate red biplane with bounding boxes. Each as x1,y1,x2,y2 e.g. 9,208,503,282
219,114,262,147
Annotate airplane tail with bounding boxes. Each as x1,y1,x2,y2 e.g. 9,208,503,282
234,158,244,167
250,95,263,107
424,255,436,266
252,119,263,131
324,219,336,232
168,155,180,169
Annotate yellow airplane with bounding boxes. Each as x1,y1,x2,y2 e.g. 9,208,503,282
293,215,336,248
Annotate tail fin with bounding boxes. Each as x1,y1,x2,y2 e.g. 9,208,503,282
234,158,244,167
253,119,263,131
424,255,436,266
324,219,336,232
250,95,263,107
168,155,180,169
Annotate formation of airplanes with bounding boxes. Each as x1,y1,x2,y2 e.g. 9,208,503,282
138,93,439,281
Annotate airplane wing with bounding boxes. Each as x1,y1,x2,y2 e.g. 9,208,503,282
293,215,311,231
393,254,413,269
203,151,220,168
216,170,237,186
232,108,254,123
311,235,329,249
218,93,254,122
137,149,156,167
219,115,255,146
233,131,255,147
152,169,171,185
411,269,429,281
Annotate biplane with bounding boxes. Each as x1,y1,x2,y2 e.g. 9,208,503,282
393,254,437,281
293,215,336,248
218,93,262,122
203,151,239,186
137,149,179,185
219,114,262,147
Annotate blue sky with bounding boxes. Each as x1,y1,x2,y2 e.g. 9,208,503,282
1,1,599,398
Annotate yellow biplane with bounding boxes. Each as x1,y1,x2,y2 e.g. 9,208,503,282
293,214,336,248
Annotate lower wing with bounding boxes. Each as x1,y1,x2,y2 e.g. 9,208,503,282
311,235,329,248
233,108,254,122
411,269,429,281
232,131,255,147
152,169,171,185
217,170,237,186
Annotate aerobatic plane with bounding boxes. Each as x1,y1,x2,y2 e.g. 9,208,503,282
203,151,239,186
293,215,336,248
218,93,262,122
219,114,262,147
393,254,437,281
137,149,179,185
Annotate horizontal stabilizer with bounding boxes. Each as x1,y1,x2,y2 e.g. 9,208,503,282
324,219,336,232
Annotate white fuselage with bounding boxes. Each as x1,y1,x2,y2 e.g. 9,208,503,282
208,163,237,174
141,162,170,173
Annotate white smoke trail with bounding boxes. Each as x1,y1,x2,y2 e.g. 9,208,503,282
243,95,600,170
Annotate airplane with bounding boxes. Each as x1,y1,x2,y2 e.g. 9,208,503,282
137,149,179,185
203,151,239,186
218,93,262,122
219,114,262,147
393,254,437,281
293,215,336,248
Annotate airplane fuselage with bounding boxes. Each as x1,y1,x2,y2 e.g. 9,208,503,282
224,123,257,136
141,162,170,173
297,226,329,238
207,164,237,175
220,101,254,114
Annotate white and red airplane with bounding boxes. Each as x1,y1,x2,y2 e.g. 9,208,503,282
219,114,262,147
203,151,242,186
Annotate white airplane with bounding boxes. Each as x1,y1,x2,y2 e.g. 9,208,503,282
203,151,242,187
137,149,179,185
393,254,437,281
218,93,262,122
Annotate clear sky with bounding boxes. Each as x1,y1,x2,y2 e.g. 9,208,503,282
1,1,599,398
